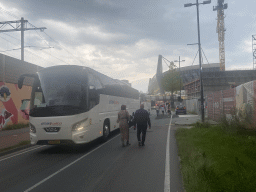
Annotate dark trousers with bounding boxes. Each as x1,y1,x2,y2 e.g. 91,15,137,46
137,125,147,144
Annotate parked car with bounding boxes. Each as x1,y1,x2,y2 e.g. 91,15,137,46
175,105,186,115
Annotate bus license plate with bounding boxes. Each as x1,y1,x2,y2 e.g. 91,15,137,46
48,140,60,144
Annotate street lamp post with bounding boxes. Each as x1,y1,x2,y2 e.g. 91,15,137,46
184,0,211,122
174,56,185,101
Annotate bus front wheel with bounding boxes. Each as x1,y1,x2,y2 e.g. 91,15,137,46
102,122,110,142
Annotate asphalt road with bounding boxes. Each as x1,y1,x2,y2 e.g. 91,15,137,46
0,113,184,192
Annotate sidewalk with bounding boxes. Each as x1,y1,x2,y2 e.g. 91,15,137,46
172,114,218,126
0,128,30,152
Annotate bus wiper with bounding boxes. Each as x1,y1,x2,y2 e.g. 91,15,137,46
45,105,83,110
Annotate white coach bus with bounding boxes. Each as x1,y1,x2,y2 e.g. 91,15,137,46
18,65,140,145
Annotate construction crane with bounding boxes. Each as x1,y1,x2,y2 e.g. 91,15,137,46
213,0,228,71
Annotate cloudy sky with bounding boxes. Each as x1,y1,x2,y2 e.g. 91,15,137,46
0,0,255,92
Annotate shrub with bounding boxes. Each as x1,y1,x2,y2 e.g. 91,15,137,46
2,123,29,131
218,105,256,134
193,121,211,129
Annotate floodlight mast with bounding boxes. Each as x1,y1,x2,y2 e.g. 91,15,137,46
184,0,211,123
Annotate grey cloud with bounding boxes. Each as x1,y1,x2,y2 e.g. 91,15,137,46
0,0,255,92
1,0,204,45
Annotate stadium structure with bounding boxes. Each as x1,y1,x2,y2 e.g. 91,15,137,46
148,55,256,100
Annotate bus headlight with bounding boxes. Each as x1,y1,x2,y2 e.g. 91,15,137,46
30,123,36,133
72,118,89,132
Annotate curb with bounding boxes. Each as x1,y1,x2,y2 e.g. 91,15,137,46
174,123,195,126
0,144,32,157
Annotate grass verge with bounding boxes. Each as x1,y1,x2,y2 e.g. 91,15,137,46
0,140,30,154
176,123,256,192
2,123,29,131
188,111,198,115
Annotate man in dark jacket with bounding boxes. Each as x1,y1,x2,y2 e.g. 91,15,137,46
134,104,151,146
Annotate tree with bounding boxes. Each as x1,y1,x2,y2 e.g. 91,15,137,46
161,62,183,106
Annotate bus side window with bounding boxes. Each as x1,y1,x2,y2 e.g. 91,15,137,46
89,86,99,109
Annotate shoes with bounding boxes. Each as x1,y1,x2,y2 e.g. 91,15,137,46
126,141,131,146
122,144,125,147
141,143,145,146
138,141,141,146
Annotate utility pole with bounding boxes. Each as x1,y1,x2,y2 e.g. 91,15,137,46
21,17,24,61
185,0,211,122
174,56,185,101
253,35,256,69
0,17,46,61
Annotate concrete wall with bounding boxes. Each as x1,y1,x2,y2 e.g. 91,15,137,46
0,53,42,129
185,99,199,114
184,70,256,99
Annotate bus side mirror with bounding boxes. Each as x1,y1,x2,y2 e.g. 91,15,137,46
18,74,38,89
18,76,26,89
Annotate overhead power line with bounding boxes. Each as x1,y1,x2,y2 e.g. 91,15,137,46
28,22,51,47
0,5,85,67
0,35,20,47
42,31,85,65
0,46,54,53
0,6,20,20
0,17,46,61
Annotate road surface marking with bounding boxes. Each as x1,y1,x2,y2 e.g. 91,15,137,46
24,134,120,192
164,114,172,192
0,145,46,162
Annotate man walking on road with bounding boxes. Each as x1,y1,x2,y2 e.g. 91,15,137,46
134,104,151,146
161,105,165,116
155,104,159,116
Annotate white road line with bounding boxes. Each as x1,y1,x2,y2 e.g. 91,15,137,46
0,145,47,162
164,114,172,192
24,134,120,192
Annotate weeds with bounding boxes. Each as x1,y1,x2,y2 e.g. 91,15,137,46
217,105,256,134
176,124,256,192
192,121,211,129
2,123,29,131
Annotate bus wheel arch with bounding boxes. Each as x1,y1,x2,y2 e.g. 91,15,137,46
102,119,110,141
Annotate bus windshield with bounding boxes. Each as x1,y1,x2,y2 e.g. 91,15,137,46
30,68,88,117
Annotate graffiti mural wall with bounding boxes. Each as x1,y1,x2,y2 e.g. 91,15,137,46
0,82,31,130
